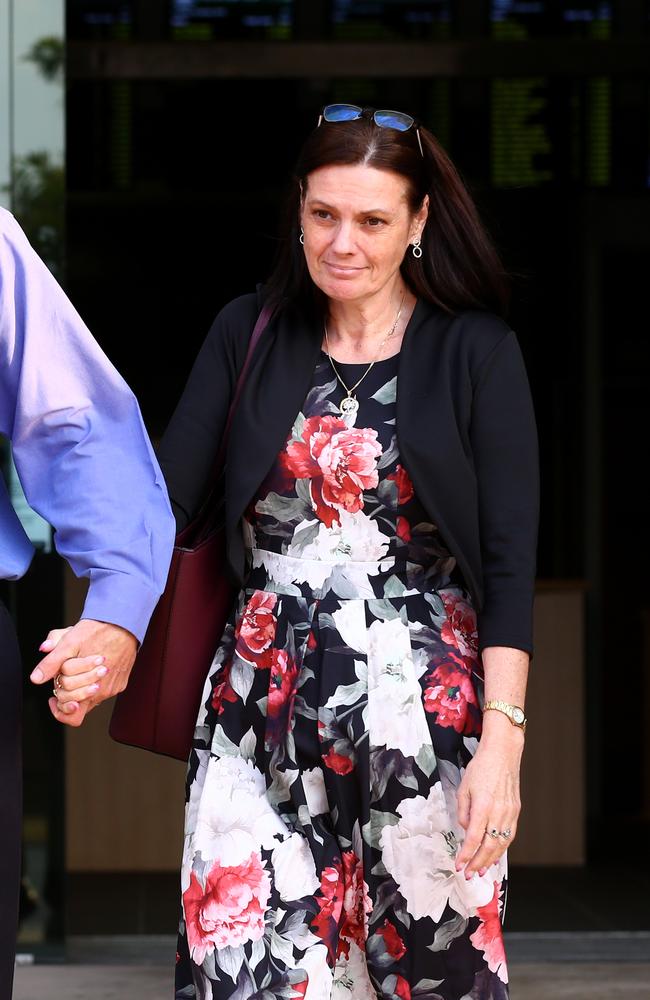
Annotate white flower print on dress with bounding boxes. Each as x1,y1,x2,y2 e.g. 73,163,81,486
331,941,376,999
366,616,432,757
302,767,329,816
271,832,320,902
288,509,391,565
297,942,333,1000
189,755,285,883
380,782,499,922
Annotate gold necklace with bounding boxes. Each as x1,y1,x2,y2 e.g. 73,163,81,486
324,293,405,417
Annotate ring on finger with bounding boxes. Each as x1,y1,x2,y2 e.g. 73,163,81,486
499,828,512,839
53,674,63,698
486,827,500,839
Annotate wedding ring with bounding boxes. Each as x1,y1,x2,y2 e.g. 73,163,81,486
499,829,512,839
487,828,499,839
53,674,63,698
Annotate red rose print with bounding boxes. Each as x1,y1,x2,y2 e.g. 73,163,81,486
396,515,411,542
211,661,238,714
440,591,479,658
235,591,278,668
387,464,414,505
183,852,270,964
469,880,508,982
307,628,318,651
265,648,299,748
394,975,412,999
322,747,355,775
423,653,482,736
377,919,406,961
281,414,382,527
338,850,371,958
311,861,344,960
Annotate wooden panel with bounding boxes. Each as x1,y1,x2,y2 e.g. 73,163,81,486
65,700,186,872
64,569,186,872
508,588,586,865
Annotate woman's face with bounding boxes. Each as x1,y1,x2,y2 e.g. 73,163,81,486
300,163,428,305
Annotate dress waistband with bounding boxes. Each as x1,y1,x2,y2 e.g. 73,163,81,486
244,546,461,601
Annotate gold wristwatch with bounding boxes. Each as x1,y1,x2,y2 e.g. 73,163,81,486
483,699,527,732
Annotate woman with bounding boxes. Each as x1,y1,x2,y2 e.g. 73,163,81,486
162,104,539,999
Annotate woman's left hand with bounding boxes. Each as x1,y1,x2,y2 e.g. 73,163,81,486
30,619,138,727
455,713,525,878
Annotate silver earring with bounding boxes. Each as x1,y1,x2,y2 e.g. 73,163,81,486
299,227,304,245
411,237,422,259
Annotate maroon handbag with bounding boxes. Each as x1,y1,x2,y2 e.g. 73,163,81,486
108,306,273,760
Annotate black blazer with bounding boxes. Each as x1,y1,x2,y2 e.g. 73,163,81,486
158,291,540,657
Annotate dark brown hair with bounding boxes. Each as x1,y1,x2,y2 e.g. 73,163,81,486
265,113,511,319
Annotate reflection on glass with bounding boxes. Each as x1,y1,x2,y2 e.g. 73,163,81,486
332,0,451,40
0,0,65,954
170,0,293,40
491,0,612,38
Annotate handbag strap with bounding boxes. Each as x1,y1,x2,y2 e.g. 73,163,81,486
217,303,274,471
185,303,274,541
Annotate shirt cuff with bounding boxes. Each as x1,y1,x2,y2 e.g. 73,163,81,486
81,572,163,645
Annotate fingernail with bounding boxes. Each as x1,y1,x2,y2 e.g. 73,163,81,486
88,683,100,693
94,656,105,666
96,666,108,677
465,870,473,880
30,668,44,683
66,702,79,713
39,639,54,650
479,867,487,876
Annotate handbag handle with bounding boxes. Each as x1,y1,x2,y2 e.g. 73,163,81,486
181,303,274,545
219,303,274,469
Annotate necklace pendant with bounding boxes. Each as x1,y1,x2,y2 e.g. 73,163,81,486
340,395,359,416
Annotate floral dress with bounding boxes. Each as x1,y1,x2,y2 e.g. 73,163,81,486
175,347,510,1000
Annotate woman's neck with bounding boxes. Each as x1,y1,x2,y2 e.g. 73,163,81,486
324,281,416,363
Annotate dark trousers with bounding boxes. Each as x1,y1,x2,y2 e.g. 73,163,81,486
0,601,22,998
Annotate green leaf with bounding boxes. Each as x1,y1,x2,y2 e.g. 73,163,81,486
415,743,438,778
371,376,397,405
230,656,254,701
216,945,244,983
211,725,239,758
362,809,400,850
428,913,468,952
239,727,256,760
367,599,401,622
324,679,366,709
383,574,407,597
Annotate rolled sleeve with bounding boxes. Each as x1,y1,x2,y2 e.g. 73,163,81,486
0,208,176,642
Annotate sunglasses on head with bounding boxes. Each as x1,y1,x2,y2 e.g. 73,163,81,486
317,103,424,158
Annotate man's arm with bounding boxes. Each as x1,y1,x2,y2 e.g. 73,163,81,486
0,208,176,718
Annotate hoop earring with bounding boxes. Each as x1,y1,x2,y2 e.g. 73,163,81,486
411,237,422,259
299,227,305,246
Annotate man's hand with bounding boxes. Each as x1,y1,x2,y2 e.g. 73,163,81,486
30,619,138,728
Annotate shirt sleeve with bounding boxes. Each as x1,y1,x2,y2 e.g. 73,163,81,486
469,328,540,658
0,209,176,643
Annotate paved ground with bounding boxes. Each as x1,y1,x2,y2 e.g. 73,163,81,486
13,962,650,999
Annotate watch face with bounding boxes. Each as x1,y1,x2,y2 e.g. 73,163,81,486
512,708,525,724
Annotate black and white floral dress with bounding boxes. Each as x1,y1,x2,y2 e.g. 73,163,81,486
175,347,510,1000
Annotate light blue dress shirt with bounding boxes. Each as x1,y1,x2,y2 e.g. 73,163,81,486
0,207,176,643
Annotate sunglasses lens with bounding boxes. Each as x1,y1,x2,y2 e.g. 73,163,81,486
374,110,414,132
323,103,363,123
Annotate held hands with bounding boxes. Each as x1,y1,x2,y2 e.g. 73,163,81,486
29,619,138,727
454,711,525,878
